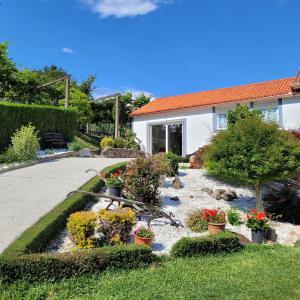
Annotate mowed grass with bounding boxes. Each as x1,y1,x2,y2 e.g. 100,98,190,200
1,245,300,300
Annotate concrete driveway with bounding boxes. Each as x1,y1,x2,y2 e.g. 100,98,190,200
0,157,128,254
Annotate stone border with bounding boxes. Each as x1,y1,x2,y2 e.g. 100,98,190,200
0,151,77,175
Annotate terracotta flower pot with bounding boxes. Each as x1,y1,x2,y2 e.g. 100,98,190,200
208,223,226,235
134,234,153,246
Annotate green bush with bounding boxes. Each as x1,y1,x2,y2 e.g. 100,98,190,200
165,152,179,176
0,245,156,283
123,128,140,150
227,207,242,226
68,142,82,151
8,124,40,162
125,158,160,206
171,231,242,257
0,102,78,150
113,137,125,148
67,211,98,248
100,136,114,149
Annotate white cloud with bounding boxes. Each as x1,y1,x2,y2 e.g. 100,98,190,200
80,0,172,18
61,47,76,54
93,86,155,100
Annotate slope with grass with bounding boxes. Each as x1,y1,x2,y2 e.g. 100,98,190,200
1,245,300,299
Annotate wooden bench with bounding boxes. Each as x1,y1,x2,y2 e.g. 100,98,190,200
43,133,67,148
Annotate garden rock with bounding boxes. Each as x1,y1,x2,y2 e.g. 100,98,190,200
79,148,92,158
170,196,180,202
201,187,213,195
213,189,238,201
189,145,209,169
172,176,182,189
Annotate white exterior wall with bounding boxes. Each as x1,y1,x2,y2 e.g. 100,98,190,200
282,97,300,130
132,96,300,156
132,108,213,156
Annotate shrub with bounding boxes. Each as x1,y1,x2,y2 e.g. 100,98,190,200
227,207,242,226
0,102,78,150
171,231,242,257
100,136,114,149
5,124,40,162
113,138,125,148
125,158,160,205
152,153,172,175
96,208,135,246
68,142,82,152
67,212,98,248
0,245,156,283
186,209,208,232
165,152,179,176
123,128,140,150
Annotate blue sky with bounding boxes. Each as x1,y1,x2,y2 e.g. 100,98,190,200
0,0,299,98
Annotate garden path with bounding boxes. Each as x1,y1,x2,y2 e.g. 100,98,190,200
0,157,128,253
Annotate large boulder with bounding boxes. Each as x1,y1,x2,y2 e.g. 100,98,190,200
189,145,209,169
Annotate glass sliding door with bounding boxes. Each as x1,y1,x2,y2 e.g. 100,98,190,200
151,122,183,156
168,124,182,156
151,124,166,154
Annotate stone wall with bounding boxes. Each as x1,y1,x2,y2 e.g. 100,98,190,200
100,148,146,158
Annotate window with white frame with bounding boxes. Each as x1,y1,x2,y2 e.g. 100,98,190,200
218,114,227,129
260,108,278,123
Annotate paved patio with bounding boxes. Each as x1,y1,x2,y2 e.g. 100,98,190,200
0,157,128,254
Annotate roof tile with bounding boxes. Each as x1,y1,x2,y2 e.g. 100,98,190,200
131,77,293,117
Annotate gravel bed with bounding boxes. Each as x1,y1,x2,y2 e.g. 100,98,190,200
46,169,300,254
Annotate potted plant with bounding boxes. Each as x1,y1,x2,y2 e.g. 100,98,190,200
105,170,124,197
246,209,270,244
202,208,226,235
133,226,154,246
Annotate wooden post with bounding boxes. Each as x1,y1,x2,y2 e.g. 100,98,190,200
115,94,120,138
65,75,70,108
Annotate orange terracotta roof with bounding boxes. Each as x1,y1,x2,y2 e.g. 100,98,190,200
131,77,294,117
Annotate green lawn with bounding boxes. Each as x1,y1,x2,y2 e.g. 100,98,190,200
1,245,300,300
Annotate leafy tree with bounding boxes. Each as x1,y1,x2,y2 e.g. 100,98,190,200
59,88,93,125
79,75,96,99
226,105,262,126
0,42,18,99
204,111,300,210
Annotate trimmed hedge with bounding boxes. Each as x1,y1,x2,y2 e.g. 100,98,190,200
0,102,78,150
0,245,156,282
171,231,242,257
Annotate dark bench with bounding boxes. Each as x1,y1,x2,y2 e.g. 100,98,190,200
43,133,67,148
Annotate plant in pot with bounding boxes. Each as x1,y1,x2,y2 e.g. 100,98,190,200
202,208,226,235
105,170,124,197
133,226,154,246
246,209,270,244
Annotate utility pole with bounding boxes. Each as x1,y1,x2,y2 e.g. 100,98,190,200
65,75,70,108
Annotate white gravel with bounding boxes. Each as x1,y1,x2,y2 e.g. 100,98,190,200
47,169,300,254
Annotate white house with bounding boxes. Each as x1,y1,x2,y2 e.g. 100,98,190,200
131,72,300,157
